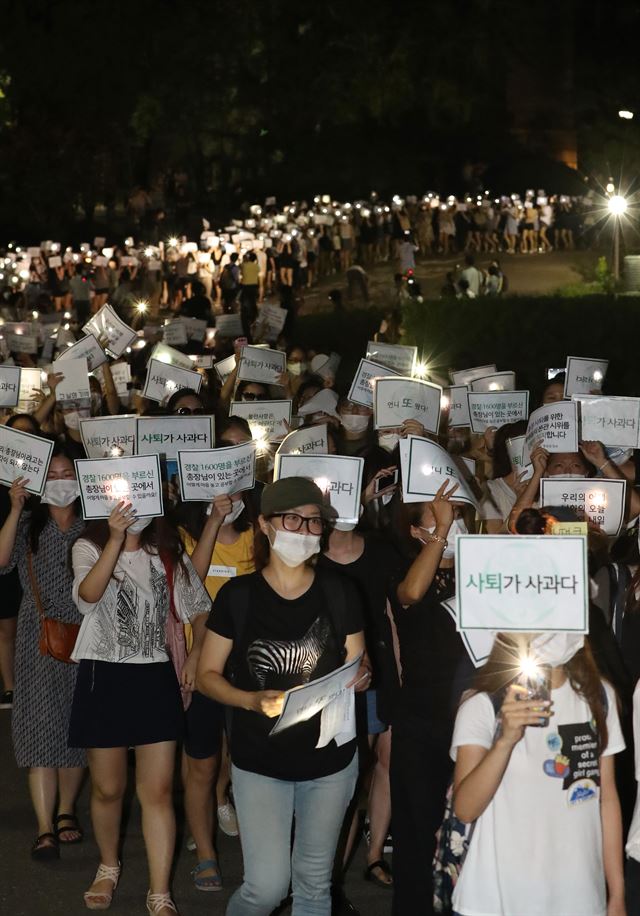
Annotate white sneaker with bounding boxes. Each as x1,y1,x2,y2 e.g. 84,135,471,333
217,803,239,837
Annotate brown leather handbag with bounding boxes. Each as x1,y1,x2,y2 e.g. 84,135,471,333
28,549,79,665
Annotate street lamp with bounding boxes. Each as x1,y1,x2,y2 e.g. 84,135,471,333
608,195,628,282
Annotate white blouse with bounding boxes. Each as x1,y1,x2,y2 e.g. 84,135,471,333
71,539,211,664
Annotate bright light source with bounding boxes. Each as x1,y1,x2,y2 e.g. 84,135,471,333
440,395,450,411
135,300,148,313
593,370,603,382
314,476,330,493
111,478,130,498
608,195,627,216
488,382,501,391
413,362,429,379
519,654,540,681
110,446,124,458
167,237,179,247
606,180,615,194
619,110,634,120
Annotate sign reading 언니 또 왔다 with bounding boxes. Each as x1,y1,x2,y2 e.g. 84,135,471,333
466,390,529,433
142,358,203,403
75,455,164,519
0,366,21,407
79,414,137,458
136,415,214,461
177,441,256,501
456,534,589,633
275,453,364,524
574,396,640,449
236,345,286,385
347,358,400,409
564,356,608,398
399,435,477,506
525,402,578,454
373,376,442,433
365,341,417,375
539,477,626,537
0,426,55,496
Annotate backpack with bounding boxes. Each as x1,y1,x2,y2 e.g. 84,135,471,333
219,264,238,291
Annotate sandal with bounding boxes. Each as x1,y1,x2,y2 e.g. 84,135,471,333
31,832,59,862
55,812,84,844
191,858,222,892
84,862,121,911
364,858,393,889
146,891,178,914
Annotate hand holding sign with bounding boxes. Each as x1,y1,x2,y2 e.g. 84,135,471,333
107,500,138,544
9,476,31,512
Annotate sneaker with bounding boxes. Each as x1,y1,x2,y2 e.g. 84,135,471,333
217,802,239,837
0,690,13,709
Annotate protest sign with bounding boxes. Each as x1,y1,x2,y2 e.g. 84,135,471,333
182,318,207,342
467,390,529,433
450,364,497,386
506,435,533,478
297,388,340,420
442,598,495,668
83,303,137,357
136,415,214,460
75,455,163,519
215,314,244,338
399,436,477,507
229,399,291,441
0,366,21,407
575,396,640,449
17,368,43,414
189,354,213,369
274,425,328,477
177,441,256,501
470,371,516,393
56,333,107,372
162,319,188,347
526,402,578,454
142,358,202,403
255,304,287,342
275,453,364,523
0,426,54,495
539,477,626,536
149,342,194,371
444,385,471,428
366,341,417,375
6,330,38,354
53,357,90,404
564,356,608,398
456,534,589,633
80,415,137,458
214,354,236,384
236,345,286,385
310,352,341,382
347,358,400,409
374,376,442,433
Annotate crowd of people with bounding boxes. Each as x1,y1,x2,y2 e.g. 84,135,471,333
0,245,639,916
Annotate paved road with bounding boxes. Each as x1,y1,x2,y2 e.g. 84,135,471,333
0,712,392,916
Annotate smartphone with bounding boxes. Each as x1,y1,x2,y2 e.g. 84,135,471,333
517,663,551,727
374,469,398,495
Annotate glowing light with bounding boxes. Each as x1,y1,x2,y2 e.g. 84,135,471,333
608,195,627,216
519,654,540,681
314,476,330,493
134,300,148,313
111,478,130,498
413,362,429,379
420,463,435,476
144,247,154,258
488,382,501,391
619,110,634,120
110,446,123,457
167,237,179,247
31,311,39,320
593,370,603,382
165,379,177,391
156,353,172,364
440,395,450,411
250,424,270,455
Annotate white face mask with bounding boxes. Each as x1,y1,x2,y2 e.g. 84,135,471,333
269,525,320,567
378,432,400,452
550,472,586,479
41,479,79,507
223,500,245,525
340,414,370,434
419,517,467,559
127,516,154,535
287,361,307,376
63,410,81,430
530,632,584,667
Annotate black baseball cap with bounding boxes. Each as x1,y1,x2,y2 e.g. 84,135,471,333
261,477,337,521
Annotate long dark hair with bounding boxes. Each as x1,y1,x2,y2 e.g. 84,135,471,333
491,420,528,480
77,515,185,575
30,440,80,553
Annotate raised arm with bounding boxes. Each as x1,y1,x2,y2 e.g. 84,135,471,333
33,372,63,427
76,502,135,602
396,480,457,606
100,362,122,416
0,477,29,568
189,494,232,582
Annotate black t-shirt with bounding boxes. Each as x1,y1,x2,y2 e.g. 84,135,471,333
207,569,363,780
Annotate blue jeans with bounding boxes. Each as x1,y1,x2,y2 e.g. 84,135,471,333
227,754,358,916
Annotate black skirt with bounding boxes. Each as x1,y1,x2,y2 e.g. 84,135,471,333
68,659,184,748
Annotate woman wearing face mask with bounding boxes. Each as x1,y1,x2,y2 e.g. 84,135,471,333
0,443,86,860
196,478,368,916
337,398,375,458
388,481,476,916
68,505,211,914
450,631,625,916
176,491,256,892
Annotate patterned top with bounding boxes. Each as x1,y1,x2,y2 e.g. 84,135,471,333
71,540,211,664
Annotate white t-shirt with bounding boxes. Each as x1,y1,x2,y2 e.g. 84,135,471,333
71,540,211,664
451,680,624,916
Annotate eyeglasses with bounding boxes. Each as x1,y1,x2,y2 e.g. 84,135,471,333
175,406,205,415
242,393,268,402
270,513,324,535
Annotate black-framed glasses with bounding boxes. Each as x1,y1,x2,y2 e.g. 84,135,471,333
175,406,205,415
270,512,324,535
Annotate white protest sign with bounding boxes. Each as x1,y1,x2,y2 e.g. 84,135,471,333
0,366,21,407
215,314,244,338
82,303,137,357
53,357,90,403
444,385,470,428
48,256,62,268
183,318,207,342
255,304,287,342
399,436,477,507
214,354,236,385
526,402,578,454
136,415,214,460
189,354,213,369
163,319,188,347
442,597,495,668
456,534,589,633
6,332,38,355
236,345,286,385
177,441,256,501
17,368,43,413
297,388,340,420
450,364,497,386
366,341,417,375
539,477,626,537
311,352,341,382
105,361,132,404
506,435,533,479
55,333,107,372
275,453,364,523
230,400,291,441
467,391,529,433
75,455,163,519
149,342,194,371
0,427,54,495
564,356,608,398
347,358,400,409
80,415,137,458
470,371,516,393
374,376,442,433
575,396,640,449
142,358,202,403
274,424,329,473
